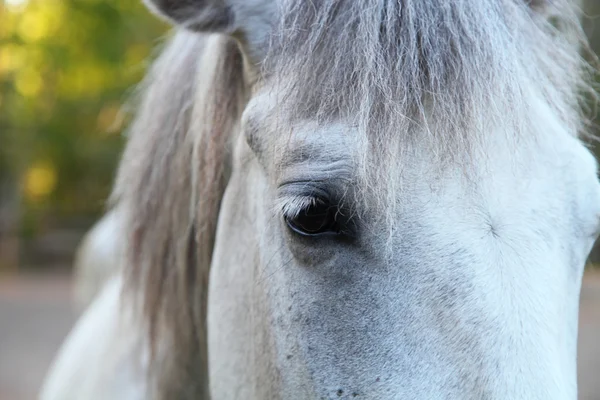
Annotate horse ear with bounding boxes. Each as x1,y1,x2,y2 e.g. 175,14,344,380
143,0,275,61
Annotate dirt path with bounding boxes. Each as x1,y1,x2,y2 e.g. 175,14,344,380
579,269,600,400
0,276,76,400
1,271,599,400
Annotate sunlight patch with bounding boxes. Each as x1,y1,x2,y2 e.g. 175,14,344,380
5,0,29,13
23,162,57,201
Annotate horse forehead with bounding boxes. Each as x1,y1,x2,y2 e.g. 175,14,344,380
242,92,355,166
241,84,600,204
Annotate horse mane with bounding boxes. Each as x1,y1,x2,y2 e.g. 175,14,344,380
111,31,247,398
111,1,593,398
265,0,591,174
264,0,593,225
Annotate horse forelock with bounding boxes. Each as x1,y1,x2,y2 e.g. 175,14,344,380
260,0,594,227
266,0,592,156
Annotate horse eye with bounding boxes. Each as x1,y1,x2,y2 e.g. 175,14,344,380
285,200,339,236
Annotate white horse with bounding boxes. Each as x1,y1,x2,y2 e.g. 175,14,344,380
41,0,600,399
71,210,123,309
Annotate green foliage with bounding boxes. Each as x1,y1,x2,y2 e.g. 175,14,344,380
0,0,167,235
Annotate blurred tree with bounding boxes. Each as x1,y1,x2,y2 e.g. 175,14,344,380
0,0,167,269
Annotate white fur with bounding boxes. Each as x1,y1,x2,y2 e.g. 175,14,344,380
39,277,147,400
73,210,123,309
206,90,600,399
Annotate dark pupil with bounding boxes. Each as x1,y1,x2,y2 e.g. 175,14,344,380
288,202,336,235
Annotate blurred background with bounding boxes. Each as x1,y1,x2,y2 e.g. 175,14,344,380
0,0,600,399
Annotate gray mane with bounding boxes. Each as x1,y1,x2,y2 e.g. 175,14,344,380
267,0,590,160
261,0,593,220
112,1,594,399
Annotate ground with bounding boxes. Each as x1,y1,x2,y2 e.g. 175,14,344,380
578,269,600,400
0,271,599,400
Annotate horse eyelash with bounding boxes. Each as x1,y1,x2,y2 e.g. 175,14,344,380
275,195,323,219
